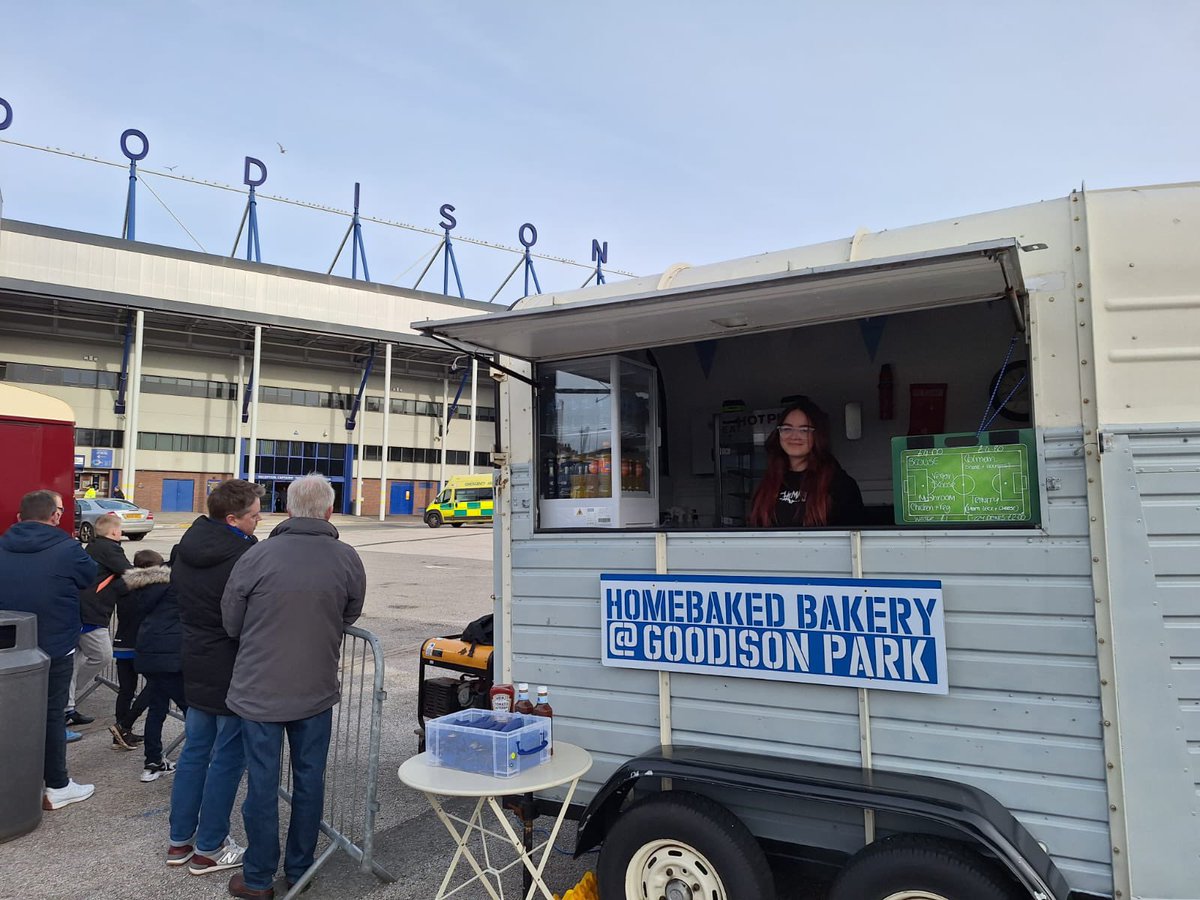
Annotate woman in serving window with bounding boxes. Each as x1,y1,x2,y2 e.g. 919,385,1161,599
749,398,864,527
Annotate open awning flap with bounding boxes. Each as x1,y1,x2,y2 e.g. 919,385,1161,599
414,239,1026,362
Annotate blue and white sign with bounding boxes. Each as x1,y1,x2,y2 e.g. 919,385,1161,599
90,448,114,468
601,574,947,694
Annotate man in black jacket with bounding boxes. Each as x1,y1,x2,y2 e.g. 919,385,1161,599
67,513,131,727
165,478,263,876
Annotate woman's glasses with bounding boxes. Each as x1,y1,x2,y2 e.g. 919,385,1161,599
778,425,816,437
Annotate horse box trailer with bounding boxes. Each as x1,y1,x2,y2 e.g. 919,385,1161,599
416,183,1200,900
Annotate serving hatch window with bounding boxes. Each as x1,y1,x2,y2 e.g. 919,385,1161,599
533,296,1033,530
419,240,1040,532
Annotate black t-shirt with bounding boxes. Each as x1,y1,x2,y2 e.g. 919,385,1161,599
772,465,864,527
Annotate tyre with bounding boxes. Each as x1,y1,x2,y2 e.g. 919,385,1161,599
78,522,94,543
828,834,1020,900
127,533,146,541
425,511,443,528
598,791,774,900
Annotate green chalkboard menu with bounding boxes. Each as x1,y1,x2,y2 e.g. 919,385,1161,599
891,429,1039,525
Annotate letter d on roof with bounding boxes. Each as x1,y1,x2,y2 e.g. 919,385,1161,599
244,156,267,187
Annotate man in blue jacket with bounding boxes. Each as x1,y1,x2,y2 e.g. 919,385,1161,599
0,490,98,809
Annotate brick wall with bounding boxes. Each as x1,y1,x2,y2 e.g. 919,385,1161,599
132,470,233,514
351,478,437,518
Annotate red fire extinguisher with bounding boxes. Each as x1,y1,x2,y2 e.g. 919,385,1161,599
879,364,894,420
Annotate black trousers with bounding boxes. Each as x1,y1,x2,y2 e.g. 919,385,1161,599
115,658,150,729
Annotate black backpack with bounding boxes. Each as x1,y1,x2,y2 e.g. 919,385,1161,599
460,613,494,646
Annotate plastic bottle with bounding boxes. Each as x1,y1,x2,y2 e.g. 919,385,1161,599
488,683,514,713
532,685,554,754
514,682,535,715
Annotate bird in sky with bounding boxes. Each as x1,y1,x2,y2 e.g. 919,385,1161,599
276,142,286,154
164,165,178,171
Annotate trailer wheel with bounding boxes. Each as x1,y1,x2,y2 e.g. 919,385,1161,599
425,510,443,528
78,521,94,543
598,791,773,900
828,834,1020,900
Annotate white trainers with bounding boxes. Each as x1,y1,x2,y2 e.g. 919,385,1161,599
187,837,246,875
43,779,96,810
140,759,177,782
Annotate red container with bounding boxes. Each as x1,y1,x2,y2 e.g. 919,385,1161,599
0,386,76,536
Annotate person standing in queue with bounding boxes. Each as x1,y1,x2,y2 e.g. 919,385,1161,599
68,513,131,730
0,490,98,809
222,473,365,899
165,478,264,875
749,398,864,527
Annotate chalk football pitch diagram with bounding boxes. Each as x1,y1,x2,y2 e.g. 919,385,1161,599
899,444,1032,523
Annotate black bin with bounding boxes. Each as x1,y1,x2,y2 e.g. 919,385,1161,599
0,611,49,842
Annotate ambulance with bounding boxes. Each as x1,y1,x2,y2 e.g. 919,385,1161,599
423,474,494,528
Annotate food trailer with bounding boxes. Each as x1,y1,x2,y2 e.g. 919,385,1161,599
416,182,1200,900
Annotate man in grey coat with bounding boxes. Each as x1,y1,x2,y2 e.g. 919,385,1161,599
221,474,365,899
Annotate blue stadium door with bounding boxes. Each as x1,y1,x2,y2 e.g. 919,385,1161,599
161,478,195,512
389,481,414,515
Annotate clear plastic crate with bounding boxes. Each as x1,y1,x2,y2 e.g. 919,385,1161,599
425,709,551,777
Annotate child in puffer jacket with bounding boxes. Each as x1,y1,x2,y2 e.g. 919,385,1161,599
122,549,189,783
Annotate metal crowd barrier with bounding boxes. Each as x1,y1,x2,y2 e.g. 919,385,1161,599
279,624,396,897
77,650,186,755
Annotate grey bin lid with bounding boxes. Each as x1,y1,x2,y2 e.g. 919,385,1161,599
0,610,40,653
0,654,48,676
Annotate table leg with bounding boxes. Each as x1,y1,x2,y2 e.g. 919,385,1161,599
484,781,581,900
524,778,581,900
426,793,505,900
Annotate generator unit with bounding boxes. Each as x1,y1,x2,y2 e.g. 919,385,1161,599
416,635,493,750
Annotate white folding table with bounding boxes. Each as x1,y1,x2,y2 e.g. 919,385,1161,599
398,742,592,900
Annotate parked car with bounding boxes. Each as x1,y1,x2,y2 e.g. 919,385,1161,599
75,498,155,543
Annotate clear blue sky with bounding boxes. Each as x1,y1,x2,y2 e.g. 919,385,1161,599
2,1,1198,304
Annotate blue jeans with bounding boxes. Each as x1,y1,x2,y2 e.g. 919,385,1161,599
169,708,245,855
241,709,333,890
44,654,74,789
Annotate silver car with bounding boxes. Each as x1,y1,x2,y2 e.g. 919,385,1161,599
75,498,156,543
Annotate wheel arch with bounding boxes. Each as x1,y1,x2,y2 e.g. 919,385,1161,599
573,745,1070,900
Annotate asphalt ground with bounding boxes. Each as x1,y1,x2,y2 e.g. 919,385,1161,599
1,513,831,900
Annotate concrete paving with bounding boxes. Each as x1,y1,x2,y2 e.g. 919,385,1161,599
2,515,829,899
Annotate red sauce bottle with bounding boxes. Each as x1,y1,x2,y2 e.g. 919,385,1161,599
488,683,514,713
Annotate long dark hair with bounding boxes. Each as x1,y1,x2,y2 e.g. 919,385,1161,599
749,398,836,527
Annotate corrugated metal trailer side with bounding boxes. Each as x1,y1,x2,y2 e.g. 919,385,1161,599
505,424,1113,894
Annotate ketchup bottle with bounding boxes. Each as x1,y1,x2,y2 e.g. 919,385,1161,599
488,683,514,713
